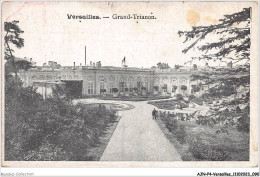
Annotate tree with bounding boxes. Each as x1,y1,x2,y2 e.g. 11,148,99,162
4,21,25,76
157,62,170,69
179,8,251,65
179,8,251,129
5,21,33,78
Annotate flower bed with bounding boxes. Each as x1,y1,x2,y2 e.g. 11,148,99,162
148,99,189,110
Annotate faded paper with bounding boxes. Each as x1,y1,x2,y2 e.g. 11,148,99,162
1,1,258,168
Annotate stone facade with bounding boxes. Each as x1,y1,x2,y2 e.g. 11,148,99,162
18,66,192,97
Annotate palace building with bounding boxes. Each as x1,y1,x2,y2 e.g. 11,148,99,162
18,61,195,98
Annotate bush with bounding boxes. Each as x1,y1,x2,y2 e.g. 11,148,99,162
188,137,230,160
112,88,118,93
165,119,178,132
100,89,106,93
188,137,210,160
181,85,187,90
176,94,183,101
154,86,159,91
5,75,118,161
189,95,195,101
176,125,186,144
236,114,249,133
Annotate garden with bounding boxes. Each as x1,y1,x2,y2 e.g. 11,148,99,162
155,113,249,161
148,94,189,110
5,75,119,161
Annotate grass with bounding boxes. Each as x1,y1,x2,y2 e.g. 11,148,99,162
156,119,249,161
86,115,121,160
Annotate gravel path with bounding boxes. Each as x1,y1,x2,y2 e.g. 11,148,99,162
93,100,183,161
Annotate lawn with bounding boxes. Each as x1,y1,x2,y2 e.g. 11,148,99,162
156,118,249,161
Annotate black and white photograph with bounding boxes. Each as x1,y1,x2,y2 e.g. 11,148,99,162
1,1,258,172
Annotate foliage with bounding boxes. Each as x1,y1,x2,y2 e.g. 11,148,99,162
181,85,187,90
154,86,159,91
164,118,178,133
189,95,196,100
174,65,181,69
124,88,128,92
179,8,251,64
100,89,106,93
236,114,249,133
141,87,146,91
176,94,183,101
5,74,117,161
176,125,187,144
157,62,170,69
188,137,230,161
4,21,32,76
112,88,118,93
172,85,177,90
133,87,138,91
191,85,201,92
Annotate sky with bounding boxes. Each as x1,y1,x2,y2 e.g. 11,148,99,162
2,1,254,68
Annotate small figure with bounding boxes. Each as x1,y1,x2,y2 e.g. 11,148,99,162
154,109,158,120
152,108,156,120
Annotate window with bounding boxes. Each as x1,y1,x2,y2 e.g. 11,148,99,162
100,78,105,90
129,81,134,89
88,82,94,95
120,82,125,92
162,84,167,92
109,82,114,93
145,82,149,91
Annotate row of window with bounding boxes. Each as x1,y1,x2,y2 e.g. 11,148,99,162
87,81,150,94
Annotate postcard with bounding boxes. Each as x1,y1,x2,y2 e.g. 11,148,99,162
1,1,258,168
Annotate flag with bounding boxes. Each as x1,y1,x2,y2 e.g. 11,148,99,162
122,57,126,65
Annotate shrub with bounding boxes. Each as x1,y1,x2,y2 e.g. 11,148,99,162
125,88,129,92
154,86,159,91
112,88,118,93
208,147,230,161
188,137,209,160
172,85,177,90
5,75,118,161
236,106,241,113
192,85,200,92
165,119,178,133
181,85,187,90
133,87,138,91
189,95,195,101
176,125,186,144
188,137,230,160
236,114,249,133
176,94,183,101
100,89,106,93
